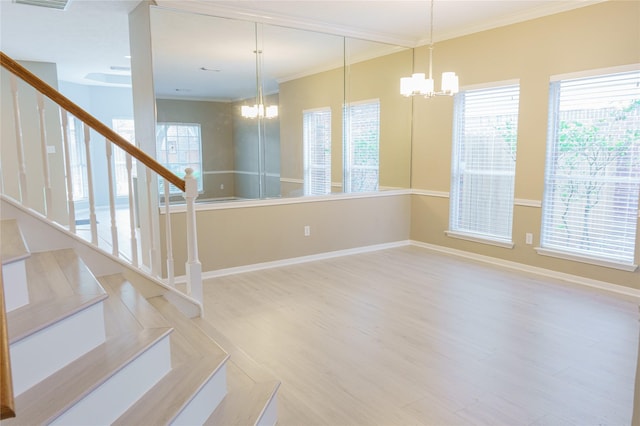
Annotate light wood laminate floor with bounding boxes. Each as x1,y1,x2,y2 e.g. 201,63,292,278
201,245,639,425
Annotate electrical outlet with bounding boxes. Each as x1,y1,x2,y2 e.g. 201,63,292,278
304,225,311,237
525,233,533,245
220,183,224,190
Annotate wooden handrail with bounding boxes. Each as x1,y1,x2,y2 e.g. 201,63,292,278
0,51,186,192
0,269,15,420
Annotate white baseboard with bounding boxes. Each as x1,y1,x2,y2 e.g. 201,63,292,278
176,237,639,301
410,240,640,300
174,240,411,283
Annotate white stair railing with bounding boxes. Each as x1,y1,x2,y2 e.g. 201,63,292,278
83,124,99,246
9,75,28,206
184,168,202,303
60,110,76,234
125,153,139,268
1,51,204,312
164,179,175,288
36,92,53,219
105,139,119,257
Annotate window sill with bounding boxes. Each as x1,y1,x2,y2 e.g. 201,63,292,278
535,247,638,272
445,230,514,249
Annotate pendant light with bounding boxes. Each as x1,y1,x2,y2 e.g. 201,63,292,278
400,0,459,97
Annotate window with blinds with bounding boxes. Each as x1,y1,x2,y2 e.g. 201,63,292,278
156,122,203,194
449,83,520,243
343,100,380,193
541,70,640,266
303,108,332,196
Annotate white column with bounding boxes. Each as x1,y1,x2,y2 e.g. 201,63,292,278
60,110,76,233
10,75,28,205
83,124,98,245
164,179,174,287
105,140,119,256
183,168,202,305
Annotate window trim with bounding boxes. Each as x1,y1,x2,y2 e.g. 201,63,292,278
156,122,203,194
535,247,638,272
343,98,381,193
448,81,521,243
540,67,640,267
303,107,332,196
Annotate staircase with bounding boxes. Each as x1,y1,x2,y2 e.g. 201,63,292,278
0,217,279,425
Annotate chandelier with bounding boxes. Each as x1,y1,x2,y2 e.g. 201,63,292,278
241,104,278,119
400,0,459,97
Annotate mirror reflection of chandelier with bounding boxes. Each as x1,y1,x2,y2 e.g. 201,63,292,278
241,104,278,119
242,43,279,119
400,0,459,98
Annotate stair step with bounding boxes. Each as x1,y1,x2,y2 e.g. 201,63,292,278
1,219,30,311
7,249,107,343
146,294,227,364
3,328,173,426
113,355,229,426
100,273,171,330
7,249,109,396
205,380,281,426
1,219,29,265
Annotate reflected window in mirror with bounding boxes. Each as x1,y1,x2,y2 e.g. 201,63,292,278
343,99,380,192
303,107,332,196
156,122,203,194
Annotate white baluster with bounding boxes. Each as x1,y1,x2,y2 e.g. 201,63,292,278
36,93,53,218
60,110,76,233
126,154,138,267
183,168,202,305
164,179,174,287
9,75,28,205
145,168,159,276
83,124,98,245
105,140,119,256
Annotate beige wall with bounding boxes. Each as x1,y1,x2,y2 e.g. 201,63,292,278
280,67,345,192
410,0,640,289
156,98,235,200
162,193,411,275
346,48,414,189
279,48,413,193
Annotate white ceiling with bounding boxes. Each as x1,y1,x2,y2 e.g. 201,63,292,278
0,0,604,100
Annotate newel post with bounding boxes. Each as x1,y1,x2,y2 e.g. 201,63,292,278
183,168,203,305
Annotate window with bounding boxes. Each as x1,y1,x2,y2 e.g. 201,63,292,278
343,100,380,193
449,83,520,244
156,123,203,194
303,108,332,195
540,70,640,267
112,118,136,197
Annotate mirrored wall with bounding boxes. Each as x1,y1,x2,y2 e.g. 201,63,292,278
149,6,413,201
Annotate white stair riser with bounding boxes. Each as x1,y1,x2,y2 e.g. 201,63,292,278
256,392,278,426
11,302,106,396
3,260,29,312
171,365,227,426
51,335,172,426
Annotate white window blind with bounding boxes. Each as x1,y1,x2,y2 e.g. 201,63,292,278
343,100,380,193
449,84,520,242
303,108,332,196
541,70,640,265
156,122,203,194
